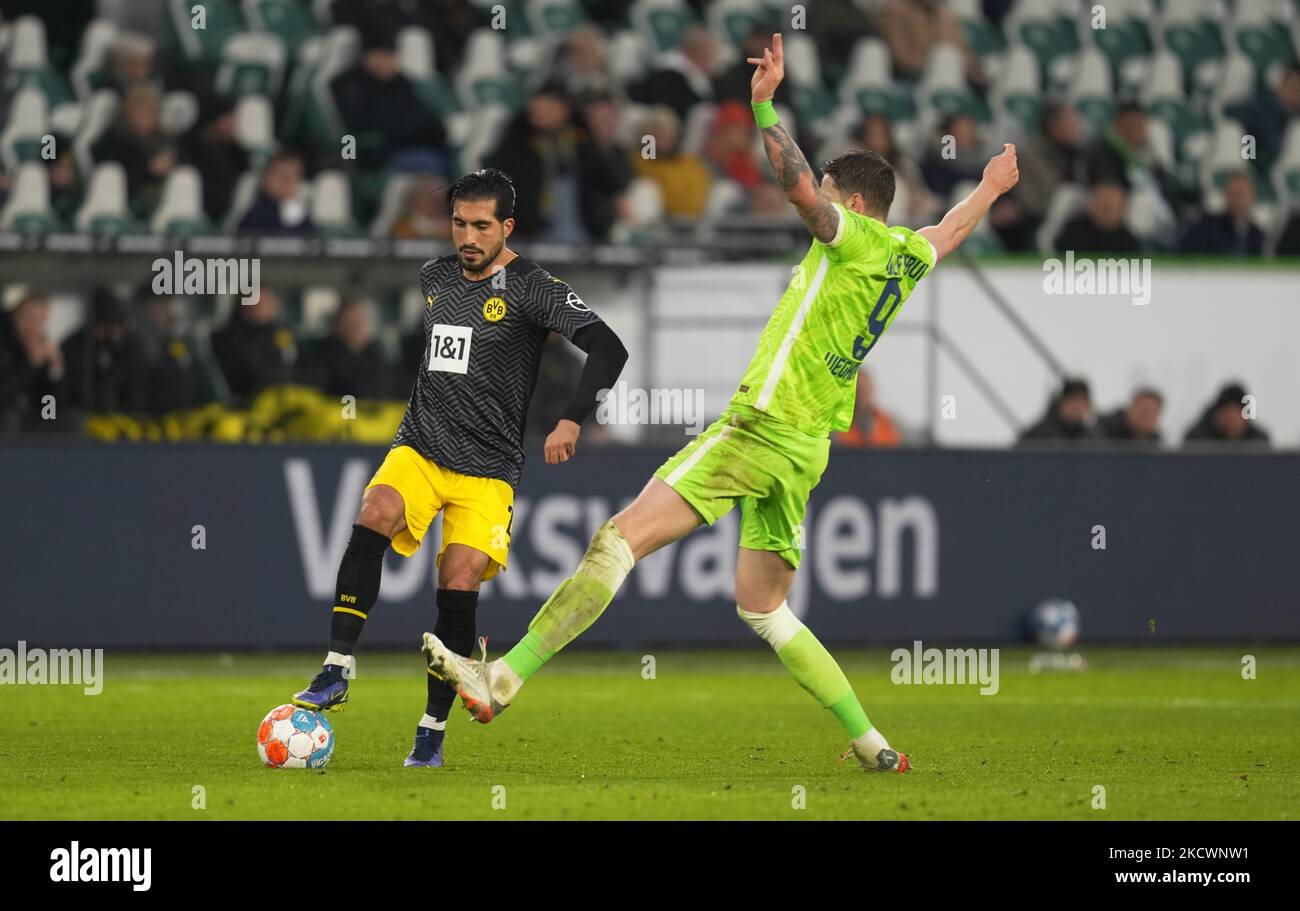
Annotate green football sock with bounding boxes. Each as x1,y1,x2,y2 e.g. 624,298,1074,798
739,604,873,739
503,521,635,681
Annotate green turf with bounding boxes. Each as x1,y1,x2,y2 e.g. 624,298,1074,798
1,647,1297,820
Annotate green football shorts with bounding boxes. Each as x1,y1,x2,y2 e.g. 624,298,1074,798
653,403,831,568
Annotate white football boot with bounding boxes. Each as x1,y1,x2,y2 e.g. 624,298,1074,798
421,633,519,723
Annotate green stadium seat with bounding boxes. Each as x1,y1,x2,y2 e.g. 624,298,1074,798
1235,23,1295,75
630,0,692,54
1016,15,1081,74
216,32,288,98
526,0,587,37
245,0,319,55
1093,18,1152,76
168,0,245,65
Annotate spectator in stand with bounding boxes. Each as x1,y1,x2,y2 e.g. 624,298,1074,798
1180,172,1264,256
107,32,161,95
714,23,791,108
484,83,588,242
858,113,938,228
554,25,619,100
575,93,634,241
238,149,316,235
1019,377,1098,443
835,368,902,447
1083,102,1181,231
133,297,213,413
922,112,988,200
91,83,177,218
1184,383,1270,447
1054,181,1141,254
298,300,391,400
331,30,447,173
391,174,451,240
628,26,718,124
1011,98,1086,239
1098,388,1163,445
44,132,84,225
181,94,249,223
61,291,141,414
0,292,66,431
876,0,985,86
210,290,296,401
1240,61,1300,171
704,100,763,191
631,106,711,219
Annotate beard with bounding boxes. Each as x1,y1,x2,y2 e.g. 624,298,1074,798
457,239,503,276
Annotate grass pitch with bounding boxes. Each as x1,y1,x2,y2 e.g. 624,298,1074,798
1,647,1296,820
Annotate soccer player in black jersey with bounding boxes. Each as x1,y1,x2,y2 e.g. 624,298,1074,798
291,169,628,767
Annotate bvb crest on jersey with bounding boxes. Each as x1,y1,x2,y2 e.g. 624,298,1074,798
483,297,507,322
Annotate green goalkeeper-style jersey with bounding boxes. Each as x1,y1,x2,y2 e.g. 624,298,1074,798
730,203,938,435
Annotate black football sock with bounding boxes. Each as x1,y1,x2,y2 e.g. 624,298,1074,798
425,588,479,722
327,524,390,657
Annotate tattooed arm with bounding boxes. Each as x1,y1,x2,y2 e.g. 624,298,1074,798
749,33,840,243
759,122,841,243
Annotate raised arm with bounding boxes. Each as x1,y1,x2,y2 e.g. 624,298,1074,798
919,144,1020,262
748,34,839,243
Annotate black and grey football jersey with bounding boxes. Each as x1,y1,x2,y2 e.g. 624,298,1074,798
391,254,602,488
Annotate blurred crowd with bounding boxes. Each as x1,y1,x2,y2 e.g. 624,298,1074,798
0,0,1297,251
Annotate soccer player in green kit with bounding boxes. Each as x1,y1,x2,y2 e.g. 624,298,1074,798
423,34,1020,771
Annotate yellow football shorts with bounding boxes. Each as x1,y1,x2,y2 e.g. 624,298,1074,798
366,445,514,581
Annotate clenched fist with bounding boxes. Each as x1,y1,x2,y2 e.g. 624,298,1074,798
984,143,1019,194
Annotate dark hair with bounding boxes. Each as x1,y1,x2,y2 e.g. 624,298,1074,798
449,168,516,222
821,149,895,218
1060,377,1091,400
1214,383,1248,409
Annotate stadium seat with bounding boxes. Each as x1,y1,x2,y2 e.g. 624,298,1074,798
75,162,138,235
454,103,511,173
1035,183,1086,255
397,27,458,119
1091,9,1152,79
216,31,288,98
456,29,523,110
244,0,318,56
167,0,245,65
72,89,120,179
1142,50,1203,157
991,45,1041,134
295,26,359,152
1209,54,1258,120
919,43,979,121
1232,0,1295,77
151,166,212,235
1161,0,1224,87
525,0,587,38
310,169,357,236
839,39,915,123
950,0,1006,59
680,102,718,156
707,0,763,53
0,163,61,233
0,86,49,171
369,173,414,238
1271,121,1300,204
1200,118,1252,199
300,288,341,334
8,15,75,107
235,94,278,161
607,28,650,86
1009,5,1081,78
1070,48,1116,133
629,0,693,55
69,19,120,99
223,169,261,232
